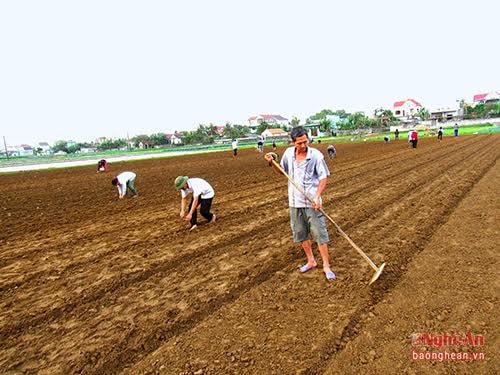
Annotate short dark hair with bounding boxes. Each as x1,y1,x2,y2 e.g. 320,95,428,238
111,178,118,186
290,126,307,141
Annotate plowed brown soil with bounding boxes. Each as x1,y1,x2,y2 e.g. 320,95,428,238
0,135,498,375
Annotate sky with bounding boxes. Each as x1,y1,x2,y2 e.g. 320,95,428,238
1,0,498,146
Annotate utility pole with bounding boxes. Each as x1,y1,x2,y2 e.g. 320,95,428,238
3,136,9,160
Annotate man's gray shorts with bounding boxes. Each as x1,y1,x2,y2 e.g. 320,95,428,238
289,207,330,244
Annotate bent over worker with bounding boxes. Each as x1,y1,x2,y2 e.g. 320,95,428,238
112,171,138,199
175,176,216,231
264,126,336,280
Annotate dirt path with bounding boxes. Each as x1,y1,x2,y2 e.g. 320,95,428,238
0,135,498,374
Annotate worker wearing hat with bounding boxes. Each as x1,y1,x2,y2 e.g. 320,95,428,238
175,176,216,231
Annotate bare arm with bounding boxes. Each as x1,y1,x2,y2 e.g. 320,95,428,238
185,195,199,222
313,178,327,210
180,196,187,218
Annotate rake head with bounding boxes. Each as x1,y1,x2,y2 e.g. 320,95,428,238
369,262,386,285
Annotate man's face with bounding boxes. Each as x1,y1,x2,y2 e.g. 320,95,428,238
293,134,308,153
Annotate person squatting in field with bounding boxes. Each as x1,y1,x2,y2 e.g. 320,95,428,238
264,126,336,280
175,176,216,231
437,126,443,141
112,171,138,199
327,144,336,159
97,159,108,172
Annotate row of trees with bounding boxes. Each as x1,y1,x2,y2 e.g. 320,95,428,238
51,139,128,153
48,103,500,152
305,108,400,131
464,102,500,119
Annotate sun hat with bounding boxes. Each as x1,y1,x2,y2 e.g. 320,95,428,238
175,176,189,190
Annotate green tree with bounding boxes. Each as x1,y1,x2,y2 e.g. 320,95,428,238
131,134,151,147
306,109,334,124
374,108,398,127
319,118,332,132
344,112,372,130
97,138,127,151
418,108,430,121
290,117,301,126
52,140,68,153
150,133,168,146
67,143,82,154
224,124,248,139
256,121,271,134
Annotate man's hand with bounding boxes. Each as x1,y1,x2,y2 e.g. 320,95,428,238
185,213,192,222
313,196,322,211
264,152,279,166
179,211,185,219
264,152,275,162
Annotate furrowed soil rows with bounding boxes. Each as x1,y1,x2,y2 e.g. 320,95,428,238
1,135,498,374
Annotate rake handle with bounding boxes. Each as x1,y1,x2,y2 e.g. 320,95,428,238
271,159,379,272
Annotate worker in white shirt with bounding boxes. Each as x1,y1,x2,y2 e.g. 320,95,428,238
111,171,138,199
175,176,216,231
232,139,238,158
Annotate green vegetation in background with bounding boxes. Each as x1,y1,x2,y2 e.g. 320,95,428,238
2,124,499,168
316,123,500,143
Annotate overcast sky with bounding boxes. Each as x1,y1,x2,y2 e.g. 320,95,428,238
1,0,498,145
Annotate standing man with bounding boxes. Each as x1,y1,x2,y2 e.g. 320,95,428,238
175,176,216,231
410,129,418,149
257,136,264,153
232,138,238,158
112,171,138,199
454,123,459,137
264,126,335,280
394,128,399,140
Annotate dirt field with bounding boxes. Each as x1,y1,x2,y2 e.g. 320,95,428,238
1,135,498,375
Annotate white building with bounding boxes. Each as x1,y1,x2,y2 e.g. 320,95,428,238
261,128,288,138
393,99,423,121
473,91,500,105
38,142,52,154
248,114,289,129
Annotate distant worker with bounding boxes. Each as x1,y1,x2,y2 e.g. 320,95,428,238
272,140,277,151
383,135,390,144
394,128,399,140
175,176,216,231
232,139,238,158
257,137,264,153
454,123,459,137
112,171,138,199
97,159,108,172
437,126,443,142
410,129,418,149
327,144,336,159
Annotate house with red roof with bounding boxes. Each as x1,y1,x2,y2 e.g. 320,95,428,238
393,99,423,121
473,91,500,105
165,133,184,145
248,114,289,129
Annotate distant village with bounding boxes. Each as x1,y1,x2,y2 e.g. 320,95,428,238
3,91,499,157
